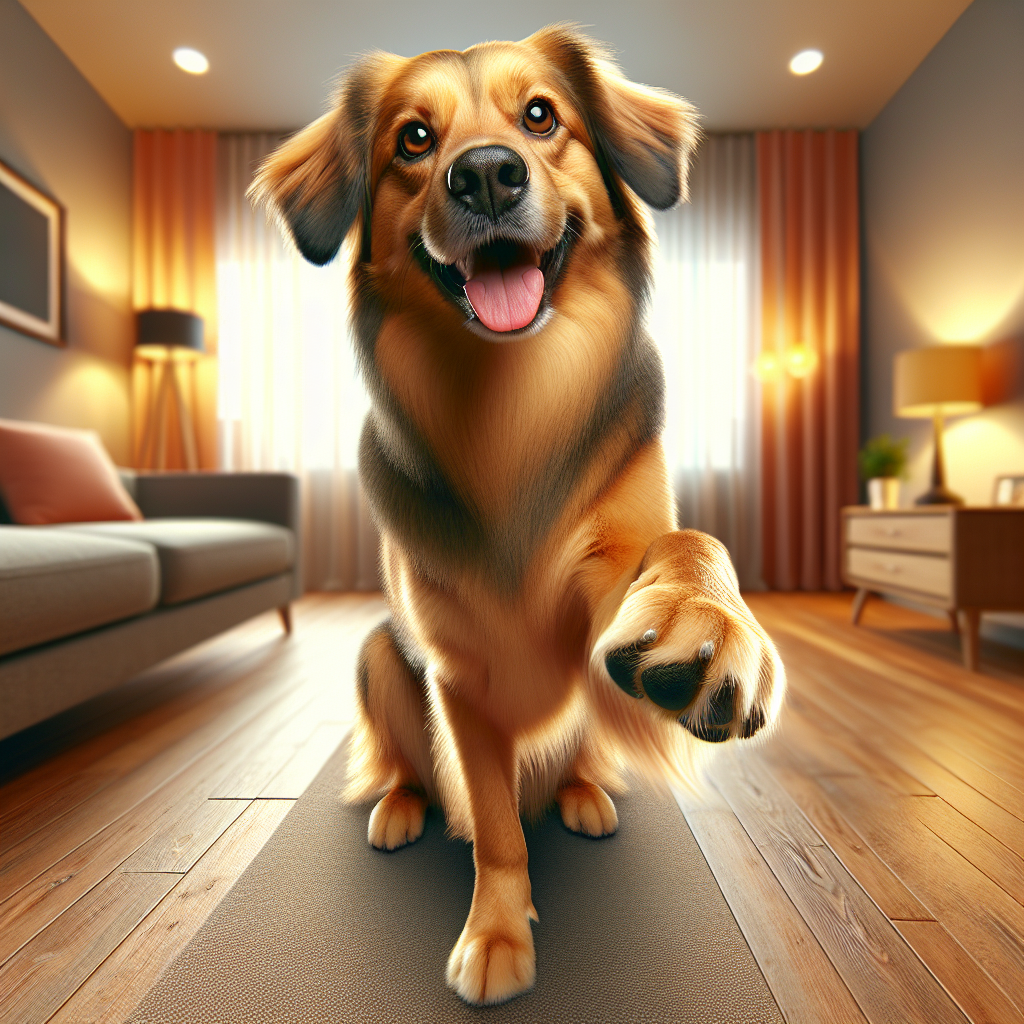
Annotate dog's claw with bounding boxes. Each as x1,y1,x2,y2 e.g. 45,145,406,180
698,640,714,663
642,628,658,644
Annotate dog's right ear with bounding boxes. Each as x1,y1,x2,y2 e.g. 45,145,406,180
249,54,398,266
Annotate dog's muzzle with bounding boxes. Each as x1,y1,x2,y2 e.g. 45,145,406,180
414,146,577,339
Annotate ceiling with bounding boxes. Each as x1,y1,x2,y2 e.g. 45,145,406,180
19,0,972,133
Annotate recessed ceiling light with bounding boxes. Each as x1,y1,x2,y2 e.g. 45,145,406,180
789,49,823,75
173,47,209,75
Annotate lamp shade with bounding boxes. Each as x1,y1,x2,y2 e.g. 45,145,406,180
136,309,204,359
894,344,982,418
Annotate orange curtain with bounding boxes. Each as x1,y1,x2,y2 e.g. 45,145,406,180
758,130,860,591
131,129,218,469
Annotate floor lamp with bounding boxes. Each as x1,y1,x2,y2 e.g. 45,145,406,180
894,344,982,506
136,309,205,471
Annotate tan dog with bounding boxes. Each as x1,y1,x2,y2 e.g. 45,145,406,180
253,24,785,1006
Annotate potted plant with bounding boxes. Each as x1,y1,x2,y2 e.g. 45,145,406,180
859,434,909,510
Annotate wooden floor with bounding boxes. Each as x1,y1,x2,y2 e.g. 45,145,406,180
0,592,1022,1024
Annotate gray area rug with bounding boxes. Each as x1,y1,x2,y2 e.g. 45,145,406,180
128,742,782,1023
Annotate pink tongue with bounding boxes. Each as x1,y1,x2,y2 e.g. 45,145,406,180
464,265,544,333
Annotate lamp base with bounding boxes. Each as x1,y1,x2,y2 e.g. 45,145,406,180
915,485,964,506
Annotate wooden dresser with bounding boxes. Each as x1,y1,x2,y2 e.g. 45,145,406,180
841,506,1024,670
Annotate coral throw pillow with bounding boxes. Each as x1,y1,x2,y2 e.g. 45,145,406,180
0,419,142,525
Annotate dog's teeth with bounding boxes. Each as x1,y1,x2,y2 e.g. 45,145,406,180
455,258,471,279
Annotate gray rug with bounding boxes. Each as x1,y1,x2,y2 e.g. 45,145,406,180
128,743,782,1023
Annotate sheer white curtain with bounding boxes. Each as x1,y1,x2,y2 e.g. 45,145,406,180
216,133,760,592
650,135,762,588
216,134,378,590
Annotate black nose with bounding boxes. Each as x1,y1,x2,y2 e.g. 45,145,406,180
447,146,529,220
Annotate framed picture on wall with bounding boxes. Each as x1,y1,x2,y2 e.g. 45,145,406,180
993,475,1024,506
0,158,64,345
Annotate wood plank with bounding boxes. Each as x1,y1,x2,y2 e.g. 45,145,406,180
48,799,295,1024
0,650,310,866
206,701,332,799
763,760,935,921
819,776,1024,1012
117,799,250,875
921,727,1024,810
0,685,331,961
0,678,327,904
0,593,379,841
0,871,176,1024
711,752,969,1024
774,697,935,796
912,796,1024,908
258,722,349,799
673,784,869,1024
894,921,1024,1024
0,627,292,849
775,640,1024,851
760,601,1024,751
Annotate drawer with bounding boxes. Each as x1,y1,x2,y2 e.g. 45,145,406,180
846,547,952,599
846,514,951,553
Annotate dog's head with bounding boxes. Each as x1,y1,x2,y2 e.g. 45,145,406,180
251,25,699,341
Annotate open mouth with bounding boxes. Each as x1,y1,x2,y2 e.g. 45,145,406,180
412,221,576,337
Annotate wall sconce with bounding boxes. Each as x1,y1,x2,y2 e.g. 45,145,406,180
754,344,820,381
135,308,205,470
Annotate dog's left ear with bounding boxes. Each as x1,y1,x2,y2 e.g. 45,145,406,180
249,53,400,265
530,24,700,211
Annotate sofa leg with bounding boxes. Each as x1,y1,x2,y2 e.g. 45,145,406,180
278,604,293,635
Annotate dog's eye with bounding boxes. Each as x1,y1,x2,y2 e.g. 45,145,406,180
523,98,556,135
398,122,434,159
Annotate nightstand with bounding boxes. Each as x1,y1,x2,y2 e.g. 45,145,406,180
841,506,1024,671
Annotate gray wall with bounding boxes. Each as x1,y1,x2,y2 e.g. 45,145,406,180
862,0,1024,642
862,0,1024,506
0,0,134,463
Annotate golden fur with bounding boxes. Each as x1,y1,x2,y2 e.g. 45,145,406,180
253,24,784,1006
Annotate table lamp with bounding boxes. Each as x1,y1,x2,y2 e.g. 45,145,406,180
894,344,982,506
135,309,205,470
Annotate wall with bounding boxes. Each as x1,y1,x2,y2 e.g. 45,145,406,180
861,0,1024,642
0,0,133,463
862,0,1024,502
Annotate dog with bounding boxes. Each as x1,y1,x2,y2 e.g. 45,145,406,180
252,24,785,1006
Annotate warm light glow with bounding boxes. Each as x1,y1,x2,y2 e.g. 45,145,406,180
789,49,823,75
753,350,781,382
785,345,820,378
135,343,201,362
754,346,820,380
173,47,209,75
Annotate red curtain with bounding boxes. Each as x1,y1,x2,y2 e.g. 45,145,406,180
131,130,218,469
758,130,860,591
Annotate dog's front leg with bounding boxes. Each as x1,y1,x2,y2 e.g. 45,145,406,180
439,687,537,1006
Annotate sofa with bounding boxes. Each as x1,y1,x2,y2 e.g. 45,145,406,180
0,470,301,741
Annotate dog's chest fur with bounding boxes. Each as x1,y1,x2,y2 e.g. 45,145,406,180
353,242,665,595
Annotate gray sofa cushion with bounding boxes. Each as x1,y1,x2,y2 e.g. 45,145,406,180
0,527,159,657
57,519,295,606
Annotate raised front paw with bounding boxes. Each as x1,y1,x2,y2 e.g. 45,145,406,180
446,915,536,1005
595,533,785,742
367,786,427,850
